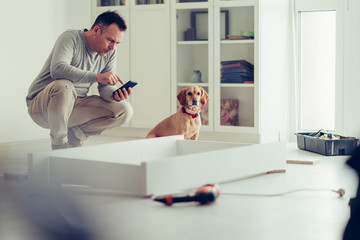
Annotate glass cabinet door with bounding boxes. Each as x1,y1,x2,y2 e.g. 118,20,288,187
175,6,212,128
216,5,256,128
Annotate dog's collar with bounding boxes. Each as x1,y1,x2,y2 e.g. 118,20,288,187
182,107,199,119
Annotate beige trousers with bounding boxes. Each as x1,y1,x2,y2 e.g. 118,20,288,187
28,80,133,145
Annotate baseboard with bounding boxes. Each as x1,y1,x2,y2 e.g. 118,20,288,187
198,131,260,143
0,138,49,147
102,127,261,143
0,128,261,146
102,127,150,139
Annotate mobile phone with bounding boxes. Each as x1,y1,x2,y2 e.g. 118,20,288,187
119,80,138,91
113,80,138,98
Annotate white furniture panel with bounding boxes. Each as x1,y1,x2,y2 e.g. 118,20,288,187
28,136,286,196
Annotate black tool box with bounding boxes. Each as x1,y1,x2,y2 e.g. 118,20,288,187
296,132,358,156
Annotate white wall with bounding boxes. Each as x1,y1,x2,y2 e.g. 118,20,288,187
344,0,360,138
259,0,291,143
0,0,90,143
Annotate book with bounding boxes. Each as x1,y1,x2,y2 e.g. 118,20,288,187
221,60,254,69
221,78,252,84
221,62,243,69
221,66,252,73
227,35,247,40
221,71,253,78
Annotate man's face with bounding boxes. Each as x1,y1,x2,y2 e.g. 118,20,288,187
93,23,124,56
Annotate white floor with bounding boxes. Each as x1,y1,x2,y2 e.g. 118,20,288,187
0,136,358,240
0,135,136,177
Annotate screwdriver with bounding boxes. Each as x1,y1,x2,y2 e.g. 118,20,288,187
153,184,220,206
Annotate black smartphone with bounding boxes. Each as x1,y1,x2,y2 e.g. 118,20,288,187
113,80,138,98
119,80,138,91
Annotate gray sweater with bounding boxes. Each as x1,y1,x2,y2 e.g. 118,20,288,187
26,29,117,106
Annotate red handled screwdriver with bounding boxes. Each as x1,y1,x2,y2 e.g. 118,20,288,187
153,184,220,206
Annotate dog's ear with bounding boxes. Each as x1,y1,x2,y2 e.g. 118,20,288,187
177,88,187,106
200,87,208,105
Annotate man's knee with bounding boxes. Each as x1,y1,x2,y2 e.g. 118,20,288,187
49,80,76,99
113,101,133,124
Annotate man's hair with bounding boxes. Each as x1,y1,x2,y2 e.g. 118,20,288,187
91,11,127,32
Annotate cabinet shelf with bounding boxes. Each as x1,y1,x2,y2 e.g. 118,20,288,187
177,82,209,87
221,39,254,44
175,3,209,10
220,83,254,88
178,41,208,45
219,0,255,7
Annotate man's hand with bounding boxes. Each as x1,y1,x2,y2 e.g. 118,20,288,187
112,87,132,101
96,72,123,85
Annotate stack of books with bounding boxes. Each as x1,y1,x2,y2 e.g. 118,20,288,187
220,60,254,84
100,0,125,6
137,0,164,4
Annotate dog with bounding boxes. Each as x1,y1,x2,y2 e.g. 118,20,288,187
146,86,208,140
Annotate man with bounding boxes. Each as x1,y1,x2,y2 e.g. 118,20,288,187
26,11,133,150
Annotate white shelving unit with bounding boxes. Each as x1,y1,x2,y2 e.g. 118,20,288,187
92,0,290,143
171,0,289,143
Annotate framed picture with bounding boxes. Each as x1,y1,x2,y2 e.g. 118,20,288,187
221,99,239,126
191,10,229,40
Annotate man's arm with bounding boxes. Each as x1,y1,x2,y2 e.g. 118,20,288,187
50,31,97,83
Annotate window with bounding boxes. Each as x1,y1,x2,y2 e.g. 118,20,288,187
295,0,343,133
298,11,336,131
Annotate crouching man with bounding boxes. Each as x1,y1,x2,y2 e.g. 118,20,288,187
26,11,133,150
